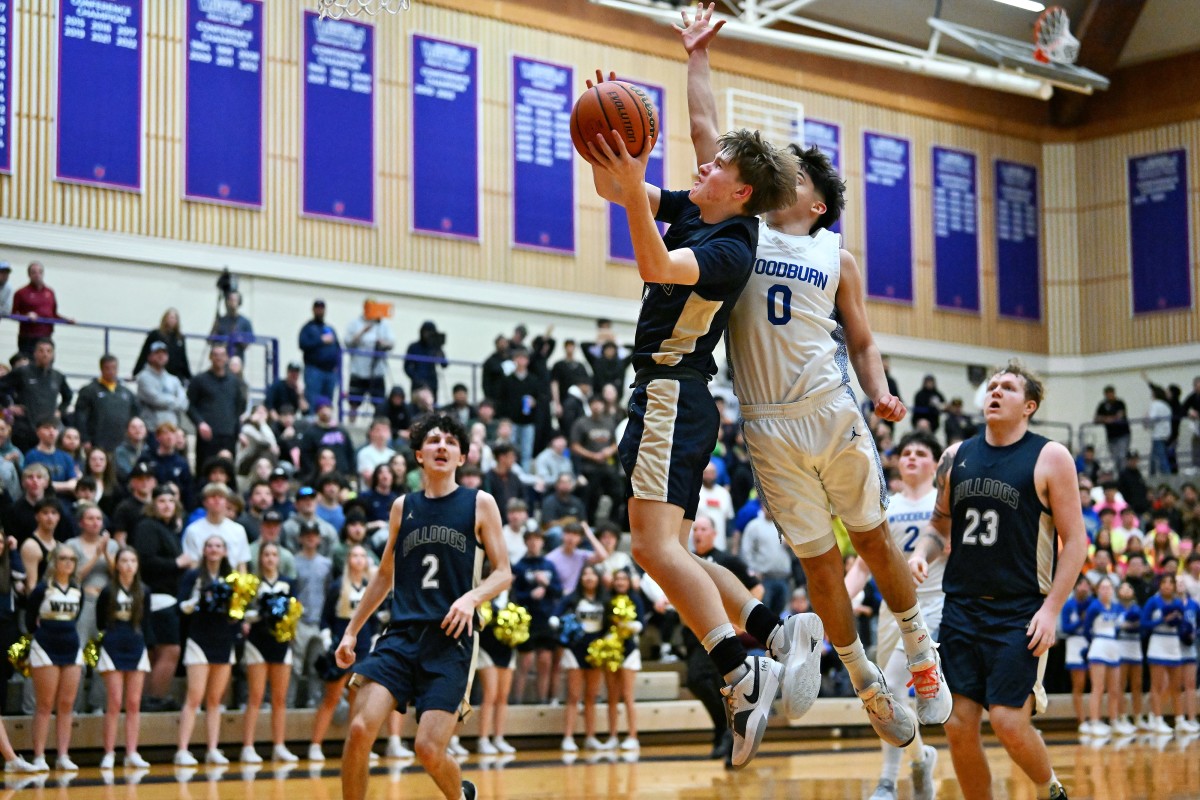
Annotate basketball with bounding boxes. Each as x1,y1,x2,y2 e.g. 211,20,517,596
570,80,659,159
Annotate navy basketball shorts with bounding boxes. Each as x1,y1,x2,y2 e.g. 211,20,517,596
940,595,1044,711
352,623,476,718
618,376,719,520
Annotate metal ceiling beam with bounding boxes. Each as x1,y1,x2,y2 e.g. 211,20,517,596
1050,0,1147,125
589,0,1053,99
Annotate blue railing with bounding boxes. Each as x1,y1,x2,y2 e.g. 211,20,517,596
336,346,481,421
1,313,280,399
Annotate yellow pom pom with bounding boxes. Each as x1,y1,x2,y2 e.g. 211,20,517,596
478,601,494,629
7,634,31,678
494,603,532,647
226,572,261,621
586,628,626,672
83,632,104,669
610,595,637,632
272,597,304,643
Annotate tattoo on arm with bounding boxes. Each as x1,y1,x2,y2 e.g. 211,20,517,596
934,450,953,491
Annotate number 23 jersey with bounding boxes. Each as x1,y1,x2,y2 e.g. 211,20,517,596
944,431,1055,600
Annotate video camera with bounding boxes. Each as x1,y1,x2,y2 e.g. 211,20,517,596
217,268,239,296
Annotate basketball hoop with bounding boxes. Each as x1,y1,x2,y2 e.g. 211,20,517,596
1033,6,1080,65
317,0,411,20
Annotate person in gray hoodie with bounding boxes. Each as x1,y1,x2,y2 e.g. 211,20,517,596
136,341,188,429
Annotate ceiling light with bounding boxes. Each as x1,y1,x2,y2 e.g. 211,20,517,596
988,0,1046,12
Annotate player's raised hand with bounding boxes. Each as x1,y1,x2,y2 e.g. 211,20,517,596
1026,605,1058,656
585,69,618,90
873,393,906,423
335,632,358,669
908,554,929,584
441,595,475,639
673,2,725,54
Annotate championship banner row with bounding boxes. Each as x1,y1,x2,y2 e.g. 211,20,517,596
0,2,1189,315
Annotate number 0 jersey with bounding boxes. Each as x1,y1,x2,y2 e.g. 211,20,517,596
390,487,484,626
887,488,943,597
944,431,1055,600
727,222,849,406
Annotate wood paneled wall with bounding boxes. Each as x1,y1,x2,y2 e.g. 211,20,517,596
1,0,1194,357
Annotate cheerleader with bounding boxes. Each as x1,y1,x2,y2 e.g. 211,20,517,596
603,568,642,751
308,544,375,762
241,542,300,763
1141,572,1184,734
95,547,154,769
1082,579,1124,736
558,564,609,752
27,545,84,772
175,535,241,766
476,593,517,756
1177,591,1199,733
1061,576,1092,734
1114,581,1146,733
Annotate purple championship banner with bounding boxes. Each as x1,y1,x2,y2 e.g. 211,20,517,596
56,0,142,190
995,160,1041,321
932,146,979,313
1128,149,1192,314
303,11,373,224
411,33,478,240
608,80,665,263
0,0,12,174
863,132,913,304
512,56,573,253
184,0,263,207
803,118,840,233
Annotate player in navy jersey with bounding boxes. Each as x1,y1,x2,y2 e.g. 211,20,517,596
582,70,797,768
910,361,1086,800
337,414,511,800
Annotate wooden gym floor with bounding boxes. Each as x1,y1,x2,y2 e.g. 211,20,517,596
9,732,1198,800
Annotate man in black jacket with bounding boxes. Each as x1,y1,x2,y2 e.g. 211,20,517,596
0,338,71,452
187,343,247,472
75,354,140,452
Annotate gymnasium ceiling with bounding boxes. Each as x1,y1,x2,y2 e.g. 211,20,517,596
783,0,1197,68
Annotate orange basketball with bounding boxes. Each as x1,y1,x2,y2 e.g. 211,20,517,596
570,80,659,159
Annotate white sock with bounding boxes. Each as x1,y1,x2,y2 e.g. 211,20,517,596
701,623,736,653
833,638,877,690
389,735,402,747
894,604,932,660
905,726,926,762
880,741,902,782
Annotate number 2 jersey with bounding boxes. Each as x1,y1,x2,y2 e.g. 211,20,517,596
887,488,943,597
944,431,1055,600
727,223,849,406
389,487,484,626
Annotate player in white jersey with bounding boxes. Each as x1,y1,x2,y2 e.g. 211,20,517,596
845,432,944,800
676,4,950,748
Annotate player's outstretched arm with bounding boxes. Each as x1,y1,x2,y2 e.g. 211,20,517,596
844,555,873,599
675,2,723,166
336,496,403,668
836,250,905,423
910,443,958,582
441,491,513,640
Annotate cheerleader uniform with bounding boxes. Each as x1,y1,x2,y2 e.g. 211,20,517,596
1141,594,1185,666
477,599,515,671
610,592,644,672
319,576,374,681
95,582,153,673
244,577,296,666
1117,602,1144,666
1083,598,1123,667
558,595,606,671
27,581,83,667
179,568,240,666
1061,595,1089,671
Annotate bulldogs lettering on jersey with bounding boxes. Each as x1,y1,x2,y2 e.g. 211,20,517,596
390,488,484,626
728,224,849,405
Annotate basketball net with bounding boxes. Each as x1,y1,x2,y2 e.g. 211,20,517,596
1033,6,1080,65
317,0,411,20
